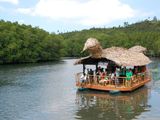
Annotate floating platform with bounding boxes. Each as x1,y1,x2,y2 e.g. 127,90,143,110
76,75,151,92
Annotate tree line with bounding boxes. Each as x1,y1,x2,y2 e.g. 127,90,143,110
0,20,64,64
0,18,160,64
61,17,160,57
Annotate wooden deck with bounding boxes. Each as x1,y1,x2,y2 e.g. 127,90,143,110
76,78,151,92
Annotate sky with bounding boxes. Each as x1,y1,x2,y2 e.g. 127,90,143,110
0,0,160,33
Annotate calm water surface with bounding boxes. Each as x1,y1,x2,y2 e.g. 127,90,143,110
0,58,160,120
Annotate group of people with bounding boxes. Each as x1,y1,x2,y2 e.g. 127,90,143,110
80,64,146,87
96,66,133,86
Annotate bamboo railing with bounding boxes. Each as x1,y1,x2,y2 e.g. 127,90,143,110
75,71,151,88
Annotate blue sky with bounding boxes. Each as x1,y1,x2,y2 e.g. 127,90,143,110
0,0,160,33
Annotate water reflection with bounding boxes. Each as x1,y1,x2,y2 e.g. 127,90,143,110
75,87,151,120
0,61,65,87
148,58,160,93
0,58,160,120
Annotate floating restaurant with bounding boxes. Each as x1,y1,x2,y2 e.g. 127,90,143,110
75,38,151,92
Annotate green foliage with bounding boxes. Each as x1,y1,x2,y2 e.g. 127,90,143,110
1,18,160,64
61,19,160,57
0,20,63,64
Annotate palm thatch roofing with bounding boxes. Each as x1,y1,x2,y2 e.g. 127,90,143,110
75,38,151,66
129,45,147,53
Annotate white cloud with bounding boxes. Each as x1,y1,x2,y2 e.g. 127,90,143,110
0,0,19,5
18,19,25,24
17,0,136,26
17,8,32,14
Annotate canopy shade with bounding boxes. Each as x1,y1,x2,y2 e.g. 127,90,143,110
74,56,115,65
75,38,151,66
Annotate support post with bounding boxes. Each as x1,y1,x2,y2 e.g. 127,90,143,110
96,63,98,72
83,64,85,74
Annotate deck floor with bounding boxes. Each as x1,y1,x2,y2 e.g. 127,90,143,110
76,78,151,92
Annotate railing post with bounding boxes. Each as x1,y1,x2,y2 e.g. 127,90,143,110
130,76,133,87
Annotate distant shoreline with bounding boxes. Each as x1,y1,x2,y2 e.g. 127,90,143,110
0,56,159,65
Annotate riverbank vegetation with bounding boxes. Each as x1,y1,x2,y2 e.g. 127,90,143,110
62,17,160,57
0,20,64,64
0,17,160,64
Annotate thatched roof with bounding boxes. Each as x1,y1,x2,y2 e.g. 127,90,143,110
102,47,127,59
103,50,151,66
75,38,151,66
129,45,147,53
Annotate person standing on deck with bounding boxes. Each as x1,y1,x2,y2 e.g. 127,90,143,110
125,69,133,87
80,73,87,86
115,67,120,86
120,67,126,77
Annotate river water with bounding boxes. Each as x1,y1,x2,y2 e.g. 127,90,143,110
0,58,160,120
